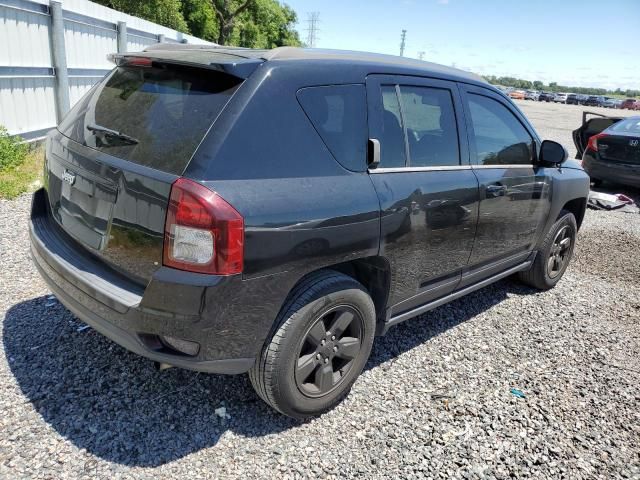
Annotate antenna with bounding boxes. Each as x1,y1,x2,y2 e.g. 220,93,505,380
306,12,320,48
418,51,425,61
399,29,407,57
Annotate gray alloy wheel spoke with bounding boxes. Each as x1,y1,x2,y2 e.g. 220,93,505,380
548,225,572,278
315,364,334,392
296,353,318,381
306,319,326,347
295,305,364,398
336,336,360,360
329,311,354,337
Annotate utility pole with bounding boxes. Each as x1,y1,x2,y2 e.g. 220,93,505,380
399,29,407,57
417,51,425,61
306,12,320,48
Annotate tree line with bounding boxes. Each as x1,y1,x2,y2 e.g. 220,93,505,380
482,75,640,98
94,0,302,48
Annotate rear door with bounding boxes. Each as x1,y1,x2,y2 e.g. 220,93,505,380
572,112,623,159
366,75,479,316
458,85,552,286
47,60,244,284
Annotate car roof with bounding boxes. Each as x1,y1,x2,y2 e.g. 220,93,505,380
139,44,487,85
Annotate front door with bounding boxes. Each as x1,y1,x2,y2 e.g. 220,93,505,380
366,75,479,316
459,85,552,286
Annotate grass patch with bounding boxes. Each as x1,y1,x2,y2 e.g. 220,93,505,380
0,126,44,199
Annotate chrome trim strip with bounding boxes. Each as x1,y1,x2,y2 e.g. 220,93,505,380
369,164,536,173
369,165,471,173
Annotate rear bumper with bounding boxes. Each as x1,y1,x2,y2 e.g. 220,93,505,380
29,188,273,374
583,155,640,188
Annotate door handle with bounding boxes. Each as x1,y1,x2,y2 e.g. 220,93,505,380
485,184,507,198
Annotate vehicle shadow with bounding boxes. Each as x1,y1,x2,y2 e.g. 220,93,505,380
3,279,535,467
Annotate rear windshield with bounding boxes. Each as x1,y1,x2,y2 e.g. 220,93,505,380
58,64,242,174
609,118,640,134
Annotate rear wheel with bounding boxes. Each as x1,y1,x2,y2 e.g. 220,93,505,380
249,271,376,418
518,211,577,290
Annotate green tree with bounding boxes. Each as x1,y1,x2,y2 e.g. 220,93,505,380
182,0,219,40
94,0,189,32
533,80,544,90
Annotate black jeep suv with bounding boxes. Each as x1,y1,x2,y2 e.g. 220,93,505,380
30,45,590,418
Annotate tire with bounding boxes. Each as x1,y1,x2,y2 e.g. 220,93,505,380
249,270,376,418
590,177,603,187
517,211,577,290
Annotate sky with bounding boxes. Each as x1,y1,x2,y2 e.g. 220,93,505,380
283,0,640,91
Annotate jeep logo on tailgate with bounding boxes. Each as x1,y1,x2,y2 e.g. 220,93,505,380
61,169,76,186
630,139,639,147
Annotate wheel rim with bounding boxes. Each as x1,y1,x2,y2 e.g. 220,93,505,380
294,305,364,398
547,225,572,278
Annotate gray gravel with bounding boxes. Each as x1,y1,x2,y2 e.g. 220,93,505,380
1,101,640,479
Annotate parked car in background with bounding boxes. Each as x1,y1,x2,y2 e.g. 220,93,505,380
584,95,606,107
620,99,640,110
29,44,590,418
525,90,540,100
508,89,526,100
574,113,640,187
553,93,569,104
566,94,579,105
602,97,621,109
538,92,555,102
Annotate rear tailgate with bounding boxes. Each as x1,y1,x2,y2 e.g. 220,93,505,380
599,134,640,164
47,57,248,284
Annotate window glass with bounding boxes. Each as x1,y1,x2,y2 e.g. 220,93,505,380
467,94,533,165
58,64,242,175
379,85,407,168
399,86,460,167
297,84,367,171
610,117,640,134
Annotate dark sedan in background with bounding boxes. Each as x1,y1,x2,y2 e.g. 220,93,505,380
538,92,555,102
574,113,640,187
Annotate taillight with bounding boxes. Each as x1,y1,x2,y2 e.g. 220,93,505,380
163,178,244,275
586,133,608,153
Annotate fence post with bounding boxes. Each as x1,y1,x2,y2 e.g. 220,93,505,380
49,0,70,122
117,21,127,53
158,34,165,43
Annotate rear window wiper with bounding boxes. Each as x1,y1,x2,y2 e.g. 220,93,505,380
87,124,139,146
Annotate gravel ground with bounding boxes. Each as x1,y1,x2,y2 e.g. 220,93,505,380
1,102,640,479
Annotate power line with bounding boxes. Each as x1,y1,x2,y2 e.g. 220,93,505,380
306,12,320,48
399,29,407,57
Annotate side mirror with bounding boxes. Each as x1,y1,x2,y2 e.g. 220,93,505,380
538,140,567,166
368,138,380,169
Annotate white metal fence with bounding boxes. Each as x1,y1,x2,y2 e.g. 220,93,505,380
0,0,213,140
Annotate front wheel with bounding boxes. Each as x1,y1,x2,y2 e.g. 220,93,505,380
249,271,376,418
518,211,577,290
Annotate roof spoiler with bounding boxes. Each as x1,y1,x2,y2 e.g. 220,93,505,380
107,50,264,79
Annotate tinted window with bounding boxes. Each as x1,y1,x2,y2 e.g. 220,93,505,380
609,117,640,134
467,94,533,165
58,64,242,174
379,85,407,168
399,86,459,167
297,84,367,171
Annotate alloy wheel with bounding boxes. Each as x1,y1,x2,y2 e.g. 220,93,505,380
547,225,572,278
294,305,364,398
